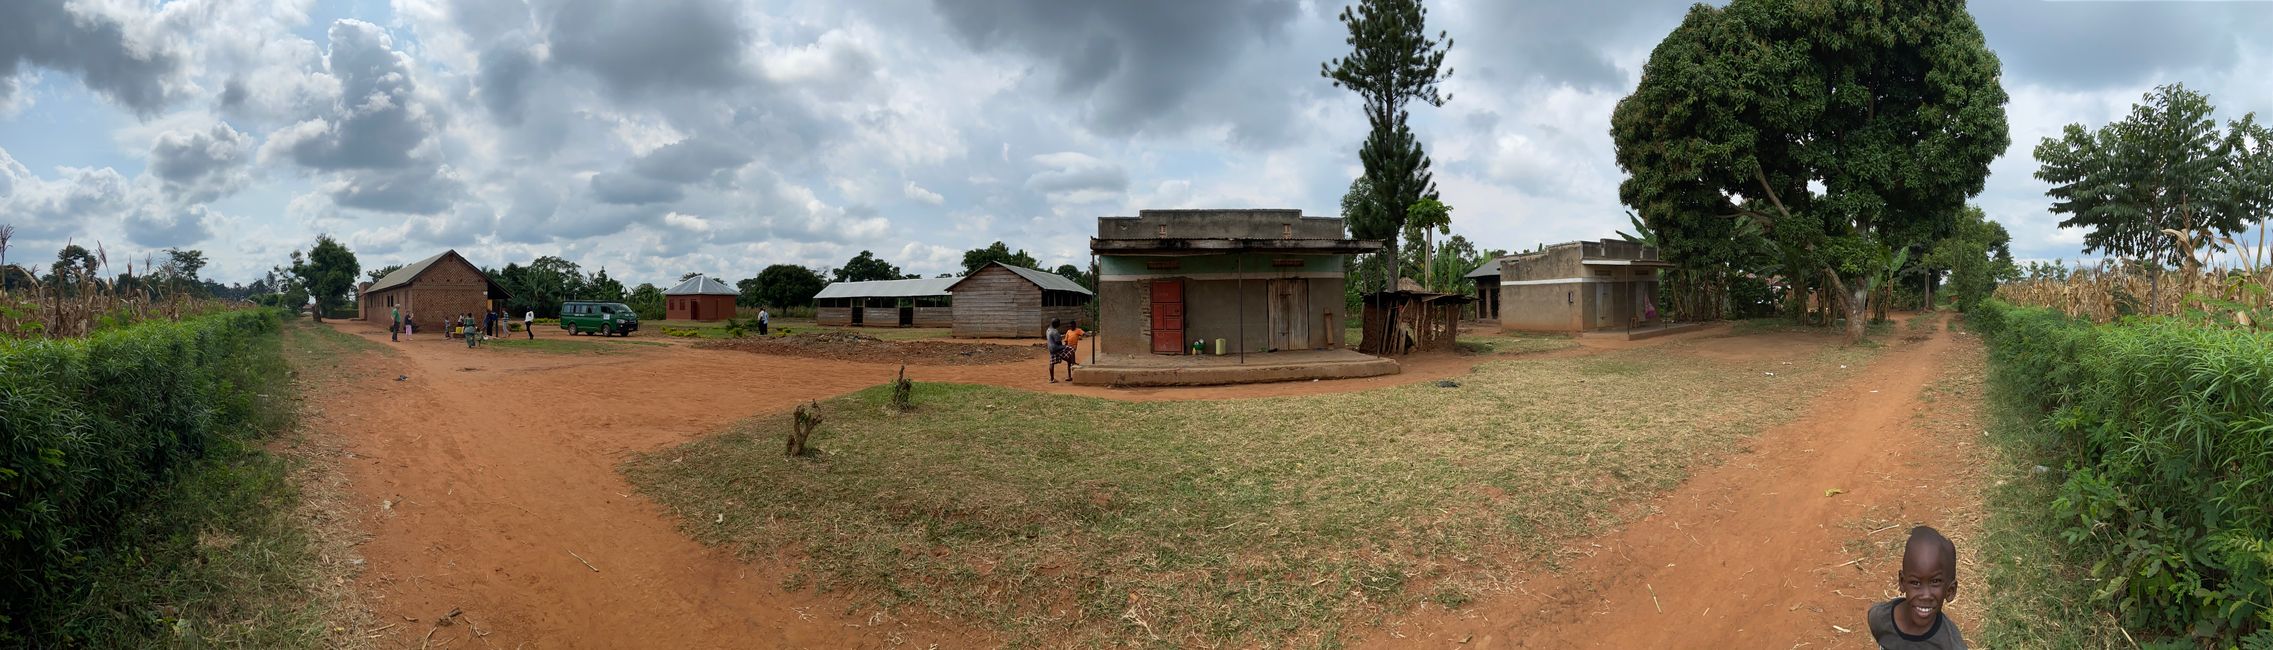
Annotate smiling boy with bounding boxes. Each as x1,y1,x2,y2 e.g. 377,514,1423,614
1868,526,1967,649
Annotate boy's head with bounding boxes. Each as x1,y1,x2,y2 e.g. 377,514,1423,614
1895,526,1959,629
1050,318,1061,329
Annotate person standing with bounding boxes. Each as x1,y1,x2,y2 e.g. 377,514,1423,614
1061,319,1086,377
391,305,401,342
757,307,769,336
524,309,535,340
403,312,415,341
484,310,498,338
1046,318,1066,383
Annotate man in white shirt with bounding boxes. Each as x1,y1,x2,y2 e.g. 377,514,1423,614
757,308,769,336
524,310,535,339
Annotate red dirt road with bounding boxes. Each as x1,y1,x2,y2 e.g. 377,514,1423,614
1363,315,1982,648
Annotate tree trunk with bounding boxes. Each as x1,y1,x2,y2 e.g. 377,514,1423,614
1822,270,1866,344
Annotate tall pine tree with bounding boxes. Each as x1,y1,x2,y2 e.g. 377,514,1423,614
1322,0,1452,280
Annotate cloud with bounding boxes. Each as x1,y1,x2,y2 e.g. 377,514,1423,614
259,19,462,215
903,180,944,205
930,0,1302,136
541,0,753,99
1025,151,1127,203
0,0,181,114
148,120,254,203
0,147,135,240
124,204,217,248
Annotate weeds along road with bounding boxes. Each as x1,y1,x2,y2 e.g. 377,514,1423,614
1363,314,1985,648
308,321,1688,648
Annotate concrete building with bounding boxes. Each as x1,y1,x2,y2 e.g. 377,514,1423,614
360,250,512,335
945,262,1093,338
1492,239,1673,332
813,277,955,327
1091,209,1383,357
664,275,738,322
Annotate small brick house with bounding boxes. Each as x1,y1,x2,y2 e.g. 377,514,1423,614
664,275,738,322
360,250,512,334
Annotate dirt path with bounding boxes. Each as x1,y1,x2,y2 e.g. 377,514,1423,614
1363,315,1982,648
308,321,1713,648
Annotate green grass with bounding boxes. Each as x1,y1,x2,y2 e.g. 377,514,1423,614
1971,355,2133,648
1455,332,1577,355
28,319,357,648
626,336,1876,647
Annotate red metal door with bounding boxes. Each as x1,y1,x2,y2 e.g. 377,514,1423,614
1150,279,1184,354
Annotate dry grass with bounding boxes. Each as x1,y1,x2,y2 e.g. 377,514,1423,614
1995,229,2273,325
626,331,1876,647
0,243,240,339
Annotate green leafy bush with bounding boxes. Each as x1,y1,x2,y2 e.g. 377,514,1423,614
1971,300,2273,641
0,308,284,640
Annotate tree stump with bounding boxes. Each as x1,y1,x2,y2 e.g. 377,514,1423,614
787,401,822,457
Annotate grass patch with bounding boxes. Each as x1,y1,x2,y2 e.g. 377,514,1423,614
626,335,1875,647
1972,361,2132,647
23,319,359,648
1455,332,1577,355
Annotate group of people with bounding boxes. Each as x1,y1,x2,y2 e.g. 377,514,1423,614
388,306,537,345
1045,318,1084,382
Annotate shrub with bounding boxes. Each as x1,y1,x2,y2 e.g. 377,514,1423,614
0,308,285,640
1970,300,2273,641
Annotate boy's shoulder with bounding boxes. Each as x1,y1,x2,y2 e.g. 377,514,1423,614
1866,598,1968,649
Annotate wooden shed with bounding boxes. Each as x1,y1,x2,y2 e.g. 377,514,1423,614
945,262,1094,338
359,250,512,336
664,275,738,322
1358,279,1469,355
813,277,956,327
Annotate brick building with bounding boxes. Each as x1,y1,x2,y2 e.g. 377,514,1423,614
664,275,738,322
360,250,512,334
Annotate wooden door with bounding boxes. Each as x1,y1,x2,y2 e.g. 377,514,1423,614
1150,279,1184,354
1268,279,1310,350
1595,281,1613,329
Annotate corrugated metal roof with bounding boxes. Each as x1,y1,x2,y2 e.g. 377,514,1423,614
664,275,738,295
813,276,958,300
958,262,1094,295
366,251,453,294
1465,257,1509,279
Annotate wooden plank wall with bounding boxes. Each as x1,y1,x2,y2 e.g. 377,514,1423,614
951,266,1038,337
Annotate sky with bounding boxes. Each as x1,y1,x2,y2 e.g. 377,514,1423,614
4,0,2272,286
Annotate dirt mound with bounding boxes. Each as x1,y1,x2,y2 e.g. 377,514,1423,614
696,332,1038,365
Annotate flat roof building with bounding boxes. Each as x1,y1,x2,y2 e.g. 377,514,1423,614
813,277,956,327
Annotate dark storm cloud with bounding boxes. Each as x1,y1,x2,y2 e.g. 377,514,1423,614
931,0,1301,135
0,1,179,114
149,122,253,203
1972,2,2272,91
541,0,752,99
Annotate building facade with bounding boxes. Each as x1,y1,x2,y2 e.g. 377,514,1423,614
813,277,955,327
664,275,739,322
945,262,1093,338
1494,239,1672,332
1092,209,1381,356
360,250,512,334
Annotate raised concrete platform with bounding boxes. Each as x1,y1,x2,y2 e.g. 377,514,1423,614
1071,349,1401,387
1578,321,1711,341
